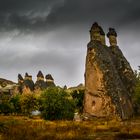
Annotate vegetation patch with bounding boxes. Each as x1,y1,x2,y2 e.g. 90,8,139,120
0,116,140,140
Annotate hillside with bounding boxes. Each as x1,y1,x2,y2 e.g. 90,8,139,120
0,78,15,87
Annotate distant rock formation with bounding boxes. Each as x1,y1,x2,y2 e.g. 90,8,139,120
17,72,56,93
0,78,15,87
35,71,47,90
0,78,17,95
23,73,34,93
18,74,24,93
68,83,85,91
46,74,55,87
17,73,34,93
84,22,135,120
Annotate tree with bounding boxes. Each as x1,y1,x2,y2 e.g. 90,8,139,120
0,93,14,115
70,89,84,113
133,68,140,114
10,94,21,114
20,93,39,116
39,87,75,120
0,102,14,115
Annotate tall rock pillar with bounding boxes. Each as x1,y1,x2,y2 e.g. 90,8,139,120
107,28,117,46
83,22,134,120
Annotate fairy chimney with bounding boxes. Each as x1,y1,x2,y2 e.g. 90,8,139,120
18,74,24,83
45,74,55,87
35,71,47,90
23,73,34,92
107,28,117,46
84,22,135,120
37,71,44,81
90,22,101,42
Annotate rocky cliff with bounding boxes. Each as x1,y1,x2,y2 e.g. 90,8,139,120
84,22,135,120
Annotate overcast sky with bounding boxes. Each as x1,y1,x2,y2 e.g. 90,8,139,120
0,0,140,87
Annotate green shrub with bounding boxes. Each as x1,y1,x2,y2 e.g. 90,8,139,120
0,93,14,115
20,93,39,116
71,89,84,113
10,94,22,114
133,68,140,114
0,102,14,115
39,87,75,120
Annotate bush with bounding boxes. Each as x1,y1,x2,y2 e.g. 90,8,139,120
0,102,14,115
0,93,14,115
10,94,22,114
20,93,39,116
71,89,84,113
39,87,75,120
133,68,140,114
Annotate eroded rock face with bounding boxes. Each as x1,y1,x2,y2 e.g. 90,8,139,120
84,23,135,120
17,72,56,93
23,73,34,92
46,74,56,87
17,73,34,93
35,71,47,90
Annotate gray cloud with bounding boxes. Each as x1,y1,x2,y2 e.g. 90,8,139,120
0,0,139,32
0,0,140,86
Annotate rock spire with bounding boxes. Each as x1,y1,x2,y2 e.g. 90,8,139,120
84,22,135,120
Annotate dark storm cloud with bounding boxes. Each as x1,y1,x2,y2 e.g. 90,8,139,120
50,0,140,30
0,0,140,32
0,0,140,86
0,0,64,31
0,0,62,13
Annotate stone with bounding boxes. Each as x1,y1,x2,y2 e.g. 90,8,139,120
73,112,82,121
17,72,56,93
18,74,23,81
22,73,34,93
35,71,47,90
107,28,117,46
84,23,135,120
0,78,16,95
35,80,47,90
0,78,15,87
37,71,44,80
45,74,55,87
90,22,101,42
99,26,106,45
18,74,24,93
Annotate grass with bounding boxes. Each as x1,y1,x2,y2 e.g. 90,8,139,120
0,116,140,140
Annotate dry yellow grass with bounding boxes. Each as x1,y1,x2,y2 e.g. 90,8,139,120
0,116,140,140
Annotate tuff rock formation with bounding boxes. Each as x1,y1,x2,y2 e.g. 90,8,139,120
23,73,34,92
17,72,55,93
84,22,135,120
35,71,47,90
46,74,55,87
18,74,24,93
0,78,15,87
18,73,34,93
0,78,17,95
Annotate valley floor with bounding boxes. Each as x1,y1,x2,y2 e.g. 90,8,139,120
0,116,140,140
